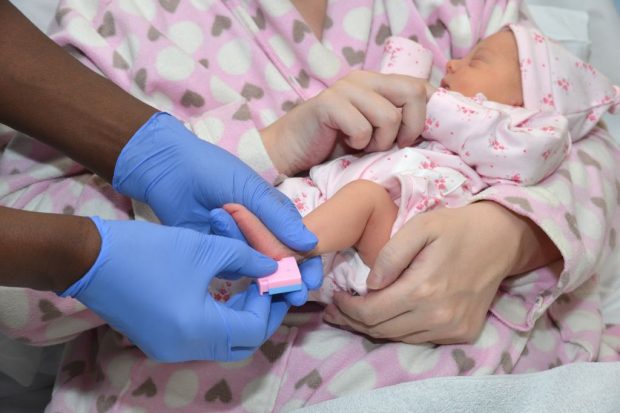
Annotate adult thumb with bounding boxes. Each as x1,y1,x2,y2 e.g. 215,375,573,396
366,219,428,289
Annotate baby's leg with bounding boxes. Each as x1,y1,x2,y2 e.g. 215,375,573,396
303,180,397,266
224,179,398,267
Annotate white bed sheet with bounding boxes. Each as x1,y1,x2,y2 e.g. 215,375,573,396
8,0,59,33
295,360,620,413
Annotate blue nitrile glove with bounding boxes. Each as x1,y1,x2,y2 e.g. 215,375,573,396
210,208,323,306
61,217,288,362
113,112,317,250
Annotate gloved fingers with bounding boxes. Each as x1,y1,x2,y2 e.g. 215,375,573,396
226,285,290,346
265,296,290,337
215,272,244,281
226,292,290,361
282,256,323,306
210,208,247,242
299,256,324,290
175,207,212,234
226,347,256,362
209,236,277,278
283,284,308,307
180,221,211,235
249,188,318,253
226,284,272,348
225,290,248,310
210,209,251,280
209,212,272,280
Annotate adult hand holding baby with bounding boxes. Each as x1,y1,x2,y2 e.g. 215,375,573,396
324,201,561,344
261,71,434,176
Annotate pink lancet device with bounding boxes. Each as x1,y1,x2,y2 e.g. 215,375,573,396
256,257,302,295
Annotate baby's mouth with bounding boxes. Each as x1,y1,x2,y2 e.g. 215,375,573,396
440,78,450,89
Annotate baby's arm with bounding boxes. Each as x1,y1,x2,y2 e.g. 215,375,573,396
224,179,398,267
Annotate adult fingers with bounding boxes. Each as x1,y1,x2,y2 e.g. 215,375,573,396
224,284,270,348
210,208,247,242
246,186,318,253
324,299,476,344
353,72,429,148
209,209,251,280
396,96,426,148
327,284,415,327
282,256,323,306
283,283,308,307
334,83,402,152
207,236,277,278
225,290,247,310
299,256,323,290
395,327,477,345
366,216,430,290
324,301,427,339
230,284,290,348
320,95,375,150
264,296,290,338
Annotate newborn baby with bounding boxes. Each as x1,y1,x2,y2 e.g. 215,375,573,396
217,23,620,303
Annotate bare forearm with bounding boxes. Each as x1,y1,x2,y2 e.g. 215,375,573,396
0,206,100,291
511,210,562,274
0,1,156,181
475,201,562,276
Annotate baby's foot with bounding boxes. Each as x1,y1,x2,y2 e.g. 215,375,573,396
222,203,299,260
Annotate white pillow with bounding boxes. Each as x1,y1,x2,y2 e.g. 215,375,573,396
9,0,61,33
526,4,591,61
524,0,620,143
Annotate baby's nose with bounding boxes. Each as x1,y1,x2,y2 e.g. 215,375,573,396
446,59,459,73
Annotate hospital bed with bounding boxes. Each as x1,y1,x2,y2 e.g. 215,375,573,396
1,1,619,412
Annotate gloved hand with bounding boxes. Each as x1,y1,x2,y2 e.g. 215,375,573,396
113,112,321,304
113,112,317,250
61,216,287,362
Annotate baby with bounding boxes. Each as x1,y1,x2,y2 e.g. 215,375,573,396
221,24,620,303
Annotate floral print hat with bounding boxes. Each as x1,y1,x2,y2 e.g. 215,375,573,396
509,23,619,139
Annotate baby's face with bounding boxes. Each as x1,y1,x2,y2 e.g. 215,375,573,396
440,31,523,106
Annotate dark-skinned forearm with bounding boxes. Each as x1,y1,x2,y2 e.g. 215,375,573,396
0,206,100,291
0,1,156,181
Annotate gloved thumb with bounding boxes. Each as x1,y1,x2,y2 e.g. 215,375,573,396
210,208,247,242
226,284,289,348
250,189,318,253
211,236,277,279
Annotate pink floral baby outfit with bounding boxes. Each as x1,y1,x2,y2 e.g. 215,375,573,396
0,2,619,412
